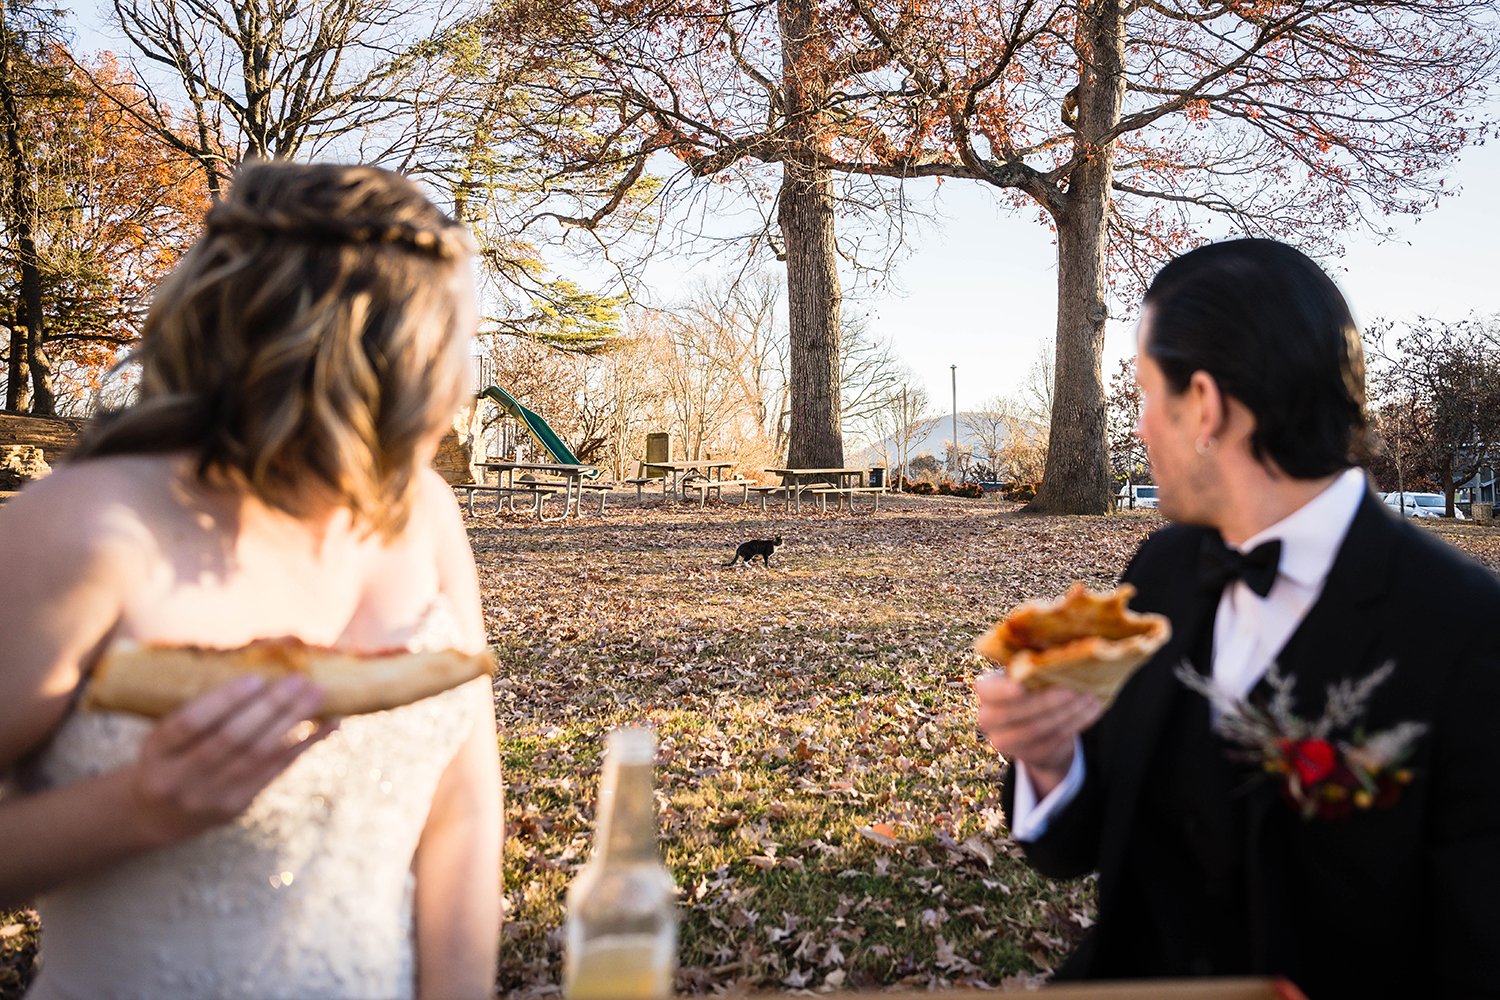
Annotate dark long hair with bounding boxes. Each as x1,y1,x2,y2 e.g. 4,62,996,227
1142,238,1368,478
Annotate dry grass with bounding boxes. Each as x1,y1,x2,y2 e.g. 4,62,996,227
5,495,1498,997
477,492,1147,993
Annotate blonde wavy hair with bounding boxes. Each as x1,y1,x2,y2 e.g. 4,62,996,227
75,161,476,536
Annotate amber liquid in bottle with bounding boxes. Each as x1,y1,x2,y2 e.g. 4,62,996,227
563,727,677,1000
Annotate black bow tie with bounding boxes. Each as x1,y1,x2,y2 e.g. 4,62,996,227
1198,535,1282,598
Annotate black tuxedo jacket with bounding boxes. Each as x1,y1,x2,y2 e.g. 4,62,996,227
1003,491,1500,998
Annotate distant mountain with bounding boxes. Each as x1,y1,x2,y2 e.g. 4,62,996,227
848,411,1044,470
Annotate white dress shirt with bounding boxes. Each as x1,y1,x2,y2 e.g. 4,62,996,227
1009,467,1369,841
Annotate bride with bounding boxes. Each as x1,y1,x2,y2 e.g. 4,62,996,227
0,162,501,999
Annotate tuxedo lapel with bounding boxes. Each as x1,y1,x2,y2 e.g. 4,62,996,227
1241,490,1398,968
1246,490,1397,719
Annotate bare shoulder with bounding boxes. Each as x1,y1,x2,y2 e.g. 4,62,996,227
409,469,471,555
0,455,172,564
409,468,469,542
413,467,463,515
0,454,186,626
0,456,179,761
414,468,484,646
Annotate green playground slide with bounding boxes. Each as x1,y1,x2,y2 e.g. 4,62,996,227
478,385,601,479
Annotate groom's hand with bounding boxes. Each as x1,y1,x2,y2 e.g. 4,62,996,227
974,671,1104,798
126,676,336,846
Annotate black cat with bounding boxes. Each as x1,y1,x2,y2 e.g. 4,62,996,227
724,535,783,567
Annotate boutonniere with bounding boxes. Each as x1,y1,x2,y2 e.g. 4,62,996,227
1174,661,1427,821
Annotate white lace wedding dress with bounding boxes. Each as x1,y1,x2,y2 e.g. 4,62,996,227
15,602,490,1000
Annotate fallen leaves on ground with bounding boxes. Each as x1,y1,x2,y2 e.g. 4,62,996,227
479,494,1145,995
8,496,1494,999
476,498,1500,995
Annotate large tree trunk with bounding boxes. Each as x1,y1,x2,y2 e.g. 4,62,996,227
18,262,52,414
778,160,843,469
0,9,52,415
778,0,843,469
6,314,29,411
1026,0,1124,515
1441,452,1455,519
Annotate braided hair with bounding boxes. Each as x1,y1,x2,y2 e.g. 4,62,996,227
74,160,477,536
202,199,469,260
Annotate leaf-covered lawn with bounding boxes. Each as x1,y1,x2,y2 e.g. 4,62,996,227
6,496,1499,998
478,494,1148,993
479,500,1500,993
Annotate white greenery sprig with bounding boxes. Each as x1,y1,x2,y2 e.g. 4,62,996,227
1174,660,1428,820
1173,661,1406,744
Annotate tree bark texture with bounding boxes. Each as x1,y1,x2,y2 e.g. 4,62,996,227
1026,0,1123,515
6,312,29,411
778,0,844,470
0,8,53,414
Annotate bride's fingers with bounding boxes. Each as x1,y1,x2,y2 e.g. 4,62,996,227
187,679,325,774
165,714,337,824
149,675,269,756
230,718,340,794
130,684,334,842
232,712,336,776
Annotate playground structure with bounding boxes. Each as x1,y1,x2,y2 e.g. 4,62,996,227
477,385,599,478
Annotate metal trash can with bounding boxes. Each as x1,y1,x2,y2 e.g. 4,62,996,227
869,467,885,489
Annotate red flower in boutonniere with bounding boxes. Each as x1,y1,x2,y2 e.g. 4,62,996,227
1279,738,1336,786
1177,662,1426,822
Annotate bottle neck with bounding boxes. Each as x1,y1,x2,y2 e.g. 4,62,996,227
595,759,659,864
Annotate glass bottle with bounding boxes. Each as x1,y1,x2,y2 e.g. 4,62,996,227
563,726,678,1000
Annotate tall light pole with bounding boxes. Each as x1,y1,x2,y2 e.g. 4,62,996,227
951,364,958,475
900,385,908,489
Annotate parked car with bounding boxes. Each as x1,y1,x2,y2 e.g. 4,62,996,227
1382,491,1467,520
1117,484,1160,510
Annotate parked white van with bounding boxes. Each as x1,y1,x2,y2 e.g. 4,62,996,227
1117,484,1160,510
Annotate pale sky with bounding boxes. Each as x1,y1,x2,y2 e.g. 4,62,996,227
71,5,1500,420
871,143,1500,415
622,138,1500,417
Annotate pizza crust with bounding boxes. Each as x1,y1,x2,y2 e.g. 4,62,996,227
974,582,1170,704
83,638,496,719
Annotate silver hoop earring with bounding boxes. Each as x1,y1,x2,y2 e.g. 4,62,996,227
1195,436,1218,456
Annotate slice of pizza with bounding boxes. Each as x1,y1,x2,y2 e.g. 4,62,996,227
974,582,1170,704
83,638,495,719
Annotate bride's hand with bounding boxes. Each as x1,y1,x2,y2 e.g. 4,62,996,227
126,676,336,846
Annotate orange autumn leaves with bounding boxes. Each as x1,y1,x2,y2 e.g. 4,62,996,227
7,45,208,391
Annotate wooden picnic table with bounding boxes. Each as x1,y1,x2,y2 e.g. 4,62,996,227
642,459,736,499
477,460,603,522
763,467,872,512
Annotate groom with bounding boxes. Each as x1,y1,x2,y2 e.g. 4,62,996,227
977,239,1500,998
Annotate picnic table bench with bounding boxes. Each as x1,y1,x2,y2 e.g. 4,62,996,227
806,484,885,513
512,475,617,515
622,474,667,497
681,476,751,507
453,482,558,517
475,460,604,522
621,461,668,499
763,467,881,513
641,459,736,499
573,480,616,513
747,483,828,512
